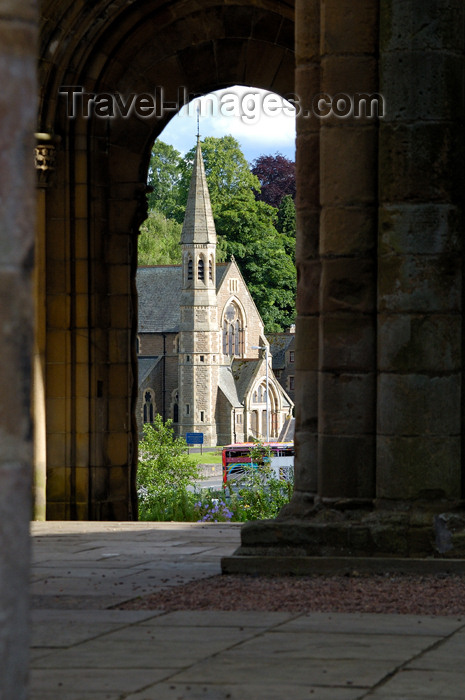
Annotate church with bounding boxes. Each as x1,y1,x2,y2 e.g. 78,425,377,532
137,138,293,446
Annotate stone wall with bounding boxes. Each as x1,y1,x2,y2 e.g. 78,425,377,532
0,3,37,698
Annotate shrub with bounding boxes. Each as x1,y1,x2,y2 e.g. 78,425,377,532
137,416,202,520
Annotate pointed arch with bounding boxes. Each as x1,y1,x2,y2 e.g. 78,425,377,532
221,296,246,357
198,255,205,281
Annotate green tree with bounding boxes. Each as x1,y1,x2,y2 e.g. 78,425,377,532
138,210,182,265
276,194,296,257
276,194,296,236
176,135,260,218
147,141,184,220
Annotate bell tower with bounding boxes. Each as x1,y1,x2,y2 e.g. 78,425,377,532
178,137,219,445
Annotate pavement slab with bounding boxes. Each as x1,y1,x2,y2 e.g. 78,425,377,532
29,522,465,700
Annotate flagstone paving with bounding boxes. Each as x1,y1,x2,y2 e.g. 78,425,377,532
30,522,465,699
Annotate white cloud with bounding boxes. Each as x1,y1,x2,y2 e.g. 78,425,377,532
159,86,295,163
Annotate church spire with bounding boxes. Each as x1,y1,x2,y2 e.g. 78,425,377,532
181,139,217,245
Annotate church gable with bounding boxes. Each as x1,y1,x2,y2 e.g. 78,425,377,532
216,259,265,359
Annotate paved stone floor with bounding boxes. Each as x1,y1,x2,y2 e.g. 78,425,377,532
30,521,465,699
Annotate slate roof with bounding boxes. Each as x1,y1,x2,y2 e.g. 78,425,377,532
218,366,242,408
231,358,261,399
215,263,228,289
138,356,161,386
181,139,217,245
137,263,231,334
268,333,294,370
137,266,182,333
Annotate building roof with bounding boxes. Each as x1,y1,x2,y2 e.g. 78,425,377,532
231,358,261,399
181,139,217,245
138,356,161,386
218,366,242,408
137,267,182,333
268,333,295,369
137,263,231,334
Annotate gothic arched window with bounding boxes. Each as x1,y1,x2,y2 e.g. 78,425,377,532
172,390,179,423
198,257,205,281
209,258,213,281
187,257,193,280
143,390,154,424
222,302,244,357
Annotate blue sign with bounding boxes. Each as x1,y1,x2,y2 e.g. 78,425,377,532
186,432,204,445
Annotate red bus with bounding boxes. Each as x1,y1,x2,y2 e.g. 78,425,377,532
222,442,294,486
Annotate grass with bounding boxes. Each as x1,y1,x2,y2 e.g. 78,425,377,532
186,448,223,465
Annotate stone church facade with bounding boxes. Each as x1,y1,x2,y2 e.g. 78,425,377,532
136,140,293,446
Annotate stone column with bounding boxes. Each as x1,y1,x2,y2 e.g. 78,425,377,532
289,0,321,510
0,2,37,698
223,0,465,572
377,0,465,507
33,143,55,520
317,0,379,502
285,0,379,513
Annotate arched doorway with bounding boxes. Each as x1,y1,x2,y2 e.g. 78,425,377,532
37,0,295,519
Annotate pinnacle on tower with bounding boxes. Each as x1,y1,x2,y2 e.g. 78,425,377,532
181,140,217,245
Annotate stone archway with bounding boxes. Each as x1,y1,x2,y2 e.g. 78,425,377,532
37,0,295,519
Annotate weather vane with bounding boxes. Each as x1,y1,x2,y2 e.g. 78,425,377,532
196,103,200,142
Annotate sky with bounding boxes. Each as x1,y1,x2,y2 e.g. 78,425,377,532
158,85,296,165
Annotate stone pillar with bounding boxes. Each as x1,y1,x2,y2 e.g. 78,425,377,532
33,143,55,520
317,0,379,501
223,0,465,572
377,0,465,506
291,0,321,506
0,2,37,698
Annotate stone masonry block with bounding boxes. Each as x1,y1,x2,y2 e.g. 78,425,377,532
381,52,463,123
296,260,320,315
295,316,318,371
378,253,461,313
47,294,70,329
45,466,68,502
321,206,376,256
46,399,69,433
380,0,465,52
321,257,375,313
295,209,319,261
319,435,376,499
109,364,129,398
379,204,462,256
74,466,90,502
376,435,461,500
321,313,375,372
296,0,319,62
46,433,68,468
378,313,461,373
294,370,317,430
75,433,90,467
321,126,377,206
321,55,378,98
106,433,129,465
379,123,464,203
319,372,376,436
377,373,461,436
46,363,67,398
295,132,319,209
322,0,378,54
293,430,318,493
